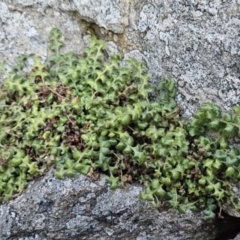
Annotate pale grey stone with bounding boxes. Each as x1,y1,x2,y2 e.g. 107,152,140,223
0,0,86,77
1,0,240,118
219,181,240,218
0,169,218,240
127,0,240,118
234,232,240,240
57,0,129,33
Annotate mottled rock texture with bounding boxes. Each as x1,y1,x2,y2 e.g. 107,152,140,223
234,232,240,240
220,181,240,218
1,0,240,239
131,0,240,117
0,1,86,70
1,0,240,117
0,169,217,240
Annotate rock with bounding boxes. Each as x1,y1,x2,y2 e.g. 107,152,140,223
59,0,129,34
234,232,240,240
219,182,240,218
1,0,240,118
0,168,218,240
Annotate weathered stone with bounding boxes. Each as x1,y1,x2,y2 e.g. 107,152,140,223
129,0,240,118
234,232,240,240
1,0,240,118
0,0,87,74
0,169,218,240
59,0,129,34
220,182,240,218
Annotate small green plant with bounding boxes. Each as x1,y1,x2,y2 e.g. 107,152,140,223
0,28,240,218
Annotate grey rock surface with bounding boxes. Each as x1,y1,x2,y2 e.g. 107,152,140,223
129,0,240,117
1,0,240,118
0,169,217,240
234,232,240,240
59,0,129,34
220,181,240,218
0,0,87,75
